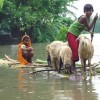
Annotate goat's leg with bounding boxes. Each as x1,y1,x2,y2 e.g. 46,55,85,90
88,59,93,76
81,60,84,76
51,57,57,70
81,64,85,79
88,62,93,80
58,57,63,73
81,60,86,79
84,59,86,72
54,58,58,71
84,60,87,78
47,54,51,66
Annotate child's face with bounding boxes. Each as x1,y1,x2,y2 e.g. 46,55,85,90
23,37,30,46
84,10,93,18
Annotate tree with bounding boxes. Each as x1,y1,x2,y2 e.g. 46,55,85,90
0,0,77,42
0,0,4,11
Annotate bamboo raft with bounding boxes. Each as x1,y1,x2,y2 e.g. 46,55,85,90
0,55,68,78
0,54,100,79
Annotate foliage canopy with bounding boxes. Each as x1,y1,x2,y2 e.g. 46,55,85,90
0,0,77,42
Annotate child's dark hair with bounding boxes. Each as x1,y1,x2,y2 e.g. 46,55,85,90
84,4,94,12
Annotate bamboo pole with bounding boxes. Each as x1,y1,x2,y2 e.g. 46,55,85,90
30,68,56,74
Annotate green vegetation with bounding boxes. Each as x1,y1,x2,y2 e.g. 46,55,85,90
0,0,4,11
1,0,100,43
0,0,76,43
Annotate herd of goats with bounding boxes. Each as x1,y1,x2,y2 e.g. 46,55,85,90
45,34,94,79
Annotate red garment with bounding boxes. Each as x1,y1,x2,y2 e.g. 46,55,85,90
66,32,79,62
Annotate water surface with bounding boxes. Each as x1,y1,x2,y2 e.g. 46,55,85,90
0,34,100,100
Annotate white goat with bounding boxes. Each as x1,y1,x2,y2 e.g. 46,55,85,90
46,41,72,74
49,41,64,70
77,34,94,78
58,45,72,74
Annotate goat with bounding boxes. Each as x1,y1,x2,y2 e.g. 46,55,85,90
77,34,94,79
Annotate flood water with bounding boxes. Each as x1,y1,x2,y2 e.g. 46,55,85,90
0,34,100,100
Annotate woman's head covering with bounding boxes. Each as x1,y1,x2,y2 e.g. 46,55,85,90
21,35,31,47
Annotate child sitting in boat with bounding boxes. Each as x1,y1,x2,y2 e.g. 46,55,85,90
17,35,34,65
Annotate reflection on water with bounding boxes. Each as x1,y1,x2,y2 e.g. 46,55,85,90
18,68,26,91
17,68,35,100
0,34,100,100
50,77,99,100
50,78,83,100
0,67,99,100
92,76,100,100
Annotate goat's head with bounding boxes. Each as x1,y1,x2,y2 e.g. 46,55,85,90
64,63,72,74
76,35,88,45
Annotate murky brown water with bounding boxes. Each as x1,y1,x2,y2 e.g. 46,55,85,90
0,34,100,100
